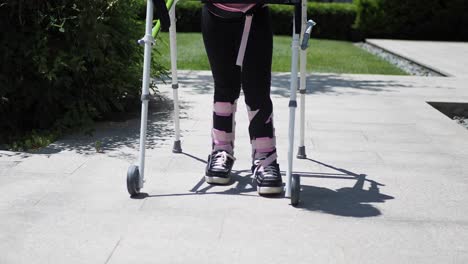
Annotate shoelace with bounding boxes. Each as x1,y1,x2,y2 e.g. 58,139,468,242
211,151,235,170
253,154,279,179
262,163,279,179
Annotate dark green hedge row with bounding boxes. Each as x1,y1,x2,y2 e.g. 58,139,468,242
138,1,358,40
137,0,468,41
0,0,163,147
355,0,468,41
268,3,358,40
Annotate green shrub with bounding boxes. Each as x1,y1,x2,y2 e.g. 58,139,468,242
174,1,204,33
136,1,358,40
0,0,165,148
355,0,468,40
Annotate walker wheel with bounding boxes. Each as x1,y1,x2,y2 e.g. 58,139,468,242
291,174,300,207
127,165,140,196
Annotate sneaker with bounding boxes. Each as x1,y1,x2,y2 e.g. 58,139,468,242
252,153,283,195
205,150,235,185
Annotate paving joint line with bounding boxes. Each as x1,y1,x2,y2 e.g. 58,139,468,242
104,237,122,264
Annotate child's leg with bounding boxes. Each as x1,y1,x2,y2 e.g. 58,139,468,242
202,5,246,184
240,7,275,160
201,5,243,154
241,7,282,194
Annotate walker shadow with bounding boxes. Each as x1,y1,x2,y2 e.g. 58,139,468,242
132,152,257,199
294,158,394,217
133,168,257,199
134,152,394,218
182,152,283,198
181,153,257,196
190,169,257,196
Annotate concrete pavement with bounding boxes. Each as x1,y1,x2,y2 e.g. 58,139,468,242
1,71,468,263
366,39,468,77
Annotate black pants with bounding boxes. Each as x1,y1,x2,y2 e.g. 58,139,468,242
202,5,276,157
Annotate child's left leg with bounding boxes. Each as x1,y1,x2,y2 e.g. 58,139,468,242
241,7,283,195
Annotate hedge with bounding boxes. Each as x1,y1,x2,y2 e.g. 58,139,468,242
355,0,468,41
268,3,358,40
0,0,164,148
137,1,358,40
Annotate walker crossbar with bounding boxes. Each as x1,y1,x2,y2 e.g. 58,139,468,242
200,0,300,3
152,0,301,37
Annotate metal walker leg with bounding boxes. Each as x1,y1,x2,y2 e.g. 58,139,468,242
297,0,308,160
169,0,182,153
285,4,301,199
286,0,316,206
127,0,156,196
137,0,158,190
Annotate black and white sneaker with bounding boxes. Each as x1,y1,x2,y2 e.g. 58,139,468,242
252,153,283,195
205,150,235,185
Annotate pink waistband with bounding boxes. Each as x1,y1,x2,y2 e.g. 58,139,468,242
212,3,256,13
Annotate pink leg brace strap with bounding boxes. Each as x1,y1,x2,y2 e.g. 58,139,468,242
247,106,272,123
256,152,278,171
214,102,236,116
212,128,234,152
247,106,277,162
247,108,259,122
252,137,276,154
212,101,237,153
236,14,253,67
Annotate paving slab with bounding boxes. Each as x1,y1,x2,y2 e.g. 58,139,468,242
1,71,468,263
366,39,468,77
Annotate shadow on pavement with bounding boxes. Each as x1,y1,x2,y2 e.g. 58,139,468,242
132,152,257,199
133,152,394,218
29,97,189,159
295,159,394,217
179,73,410,97
133,169,257,199
6,73,412,158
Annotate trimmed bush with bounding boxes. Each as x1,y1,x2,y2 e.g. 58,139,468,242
355,0,468,40
174,1,204,33
269,3,358,40
0,0,164,148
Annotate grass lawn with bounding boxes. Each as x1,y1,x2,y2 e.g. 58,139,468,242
154,32,407,75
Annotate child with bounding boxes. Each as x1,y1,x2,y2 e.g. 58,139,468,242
201,2,282,195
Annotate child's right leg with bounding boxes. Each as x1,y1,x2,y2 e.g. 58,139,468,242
201,5,243,184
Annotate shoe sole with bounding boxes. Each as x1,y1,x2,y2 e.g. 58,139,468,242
258,186,283,195
205,175,231,185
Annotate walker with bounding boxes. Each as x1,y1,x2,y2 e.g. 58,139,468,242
127,0,316,207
